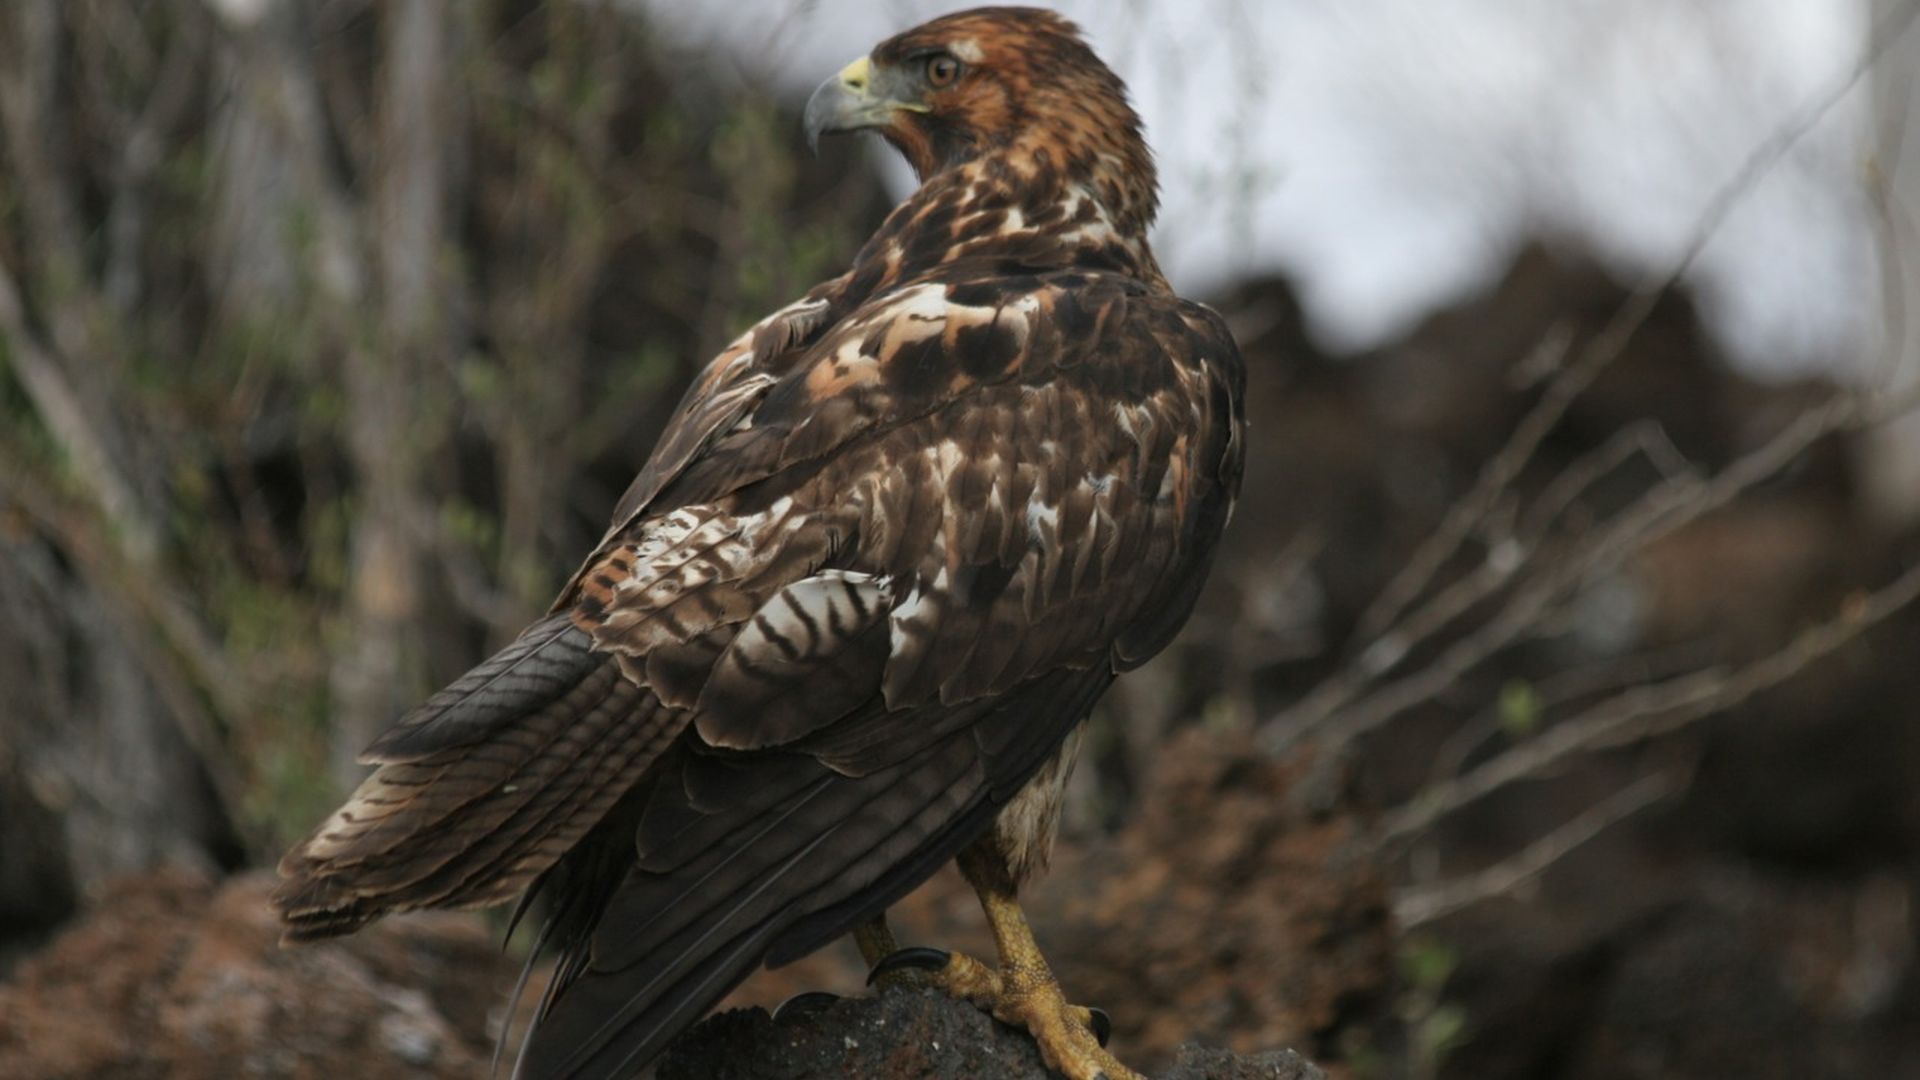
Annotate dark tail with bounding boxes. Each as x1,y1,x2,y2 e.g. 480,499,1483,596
512,664,1113,1079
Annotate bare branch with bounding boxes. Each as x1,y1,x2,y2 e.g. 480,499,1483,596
0,460,256,852
1422,638,1718,787
1275,0,1920,743
1294,392,1863,755
1374,557,1920,846
1348,420,1699,702
1392,769,1683,928
0,263,161,560
0,2,167,559
1518,420,1698,542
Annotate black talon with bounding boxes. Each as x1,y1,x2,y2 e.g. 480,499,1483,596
866,945,952,985
1087,1006,1113,1047
771,990,842,1022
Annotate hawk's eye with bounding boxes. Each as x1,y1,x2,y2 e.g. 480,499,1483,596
926,53,962,88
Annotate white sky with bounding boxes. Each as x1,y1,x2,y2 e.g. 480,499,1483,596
626,0,1882,378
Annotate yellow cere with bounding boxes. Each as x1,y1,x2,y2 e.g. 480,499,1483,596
839,56,871,92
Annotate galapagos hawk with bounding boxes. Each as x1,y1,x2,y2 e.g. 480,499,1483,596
275,8,1245,1078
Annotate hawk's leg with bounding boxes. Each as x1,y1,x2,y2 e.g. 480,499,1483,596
853,913,899,968
868,840,1137,1080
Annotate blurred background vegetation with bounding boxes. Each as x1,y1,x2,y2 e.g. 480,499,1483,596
0,0,886,899
4,2,1920,1078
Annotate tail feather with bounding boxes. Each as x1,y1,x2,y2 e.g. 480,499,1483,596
274,618,685,942
519,752,976,1078
510,666,1110,1079
366,615,601,763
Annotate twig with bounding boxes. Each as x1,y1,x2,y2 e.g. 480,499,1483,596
1374,557,1920,846
0,462,259,855
1518,420,1698,542
0,261,161,561
1354,420,1699,694
1422,637,1717,787
1278,390,1864,756
1391,770,1683,927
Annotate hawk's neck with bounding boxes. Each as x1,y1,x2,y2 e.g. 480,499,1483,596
844,151,1164,301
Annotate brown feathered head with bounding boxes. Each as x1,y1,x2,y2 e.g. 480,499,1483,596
806,6,1158,232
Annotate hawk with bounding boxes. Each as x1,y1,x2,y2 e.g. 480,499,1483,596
275,8,1245,1079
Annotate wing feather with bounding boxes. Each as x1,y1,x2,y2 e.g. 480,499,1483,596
510,268,1243,1077
519,665,1112,1079
359,615,593,764
280,242,1245,1076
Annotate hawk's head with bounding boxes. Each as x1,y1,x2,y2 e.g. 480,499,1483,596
806,6,1157,230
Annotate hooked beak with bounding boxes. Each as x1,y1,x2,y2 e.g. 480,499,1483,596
804,56,922,152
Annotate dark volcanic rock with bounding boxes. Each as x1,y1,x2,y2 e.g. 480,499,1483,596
657,985,1325,1079
1158,1043,1327,1080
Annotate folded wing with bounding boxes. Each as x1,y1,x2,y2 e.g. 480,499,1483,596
518,269,1244,1077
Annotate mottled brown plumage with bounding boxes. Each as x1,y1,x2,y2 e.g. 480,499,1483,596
274,8,1244,1078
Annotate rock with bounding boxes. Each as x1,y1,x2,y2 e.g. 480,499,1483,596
1157,1043,1327,1080
0,867,516,1080
656,985,1324,1080
0,863,1337,1080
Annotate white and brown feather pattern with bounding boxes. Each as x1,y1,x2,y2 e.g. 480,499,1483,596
554,279,850,606
696,570,895,749
992,724,1085,883
276,12,1246,1072
275,270,1238,962
275,644,682,941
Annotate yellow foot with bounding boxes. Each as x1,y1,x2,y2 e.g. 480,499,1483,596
869,947,1135,1080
